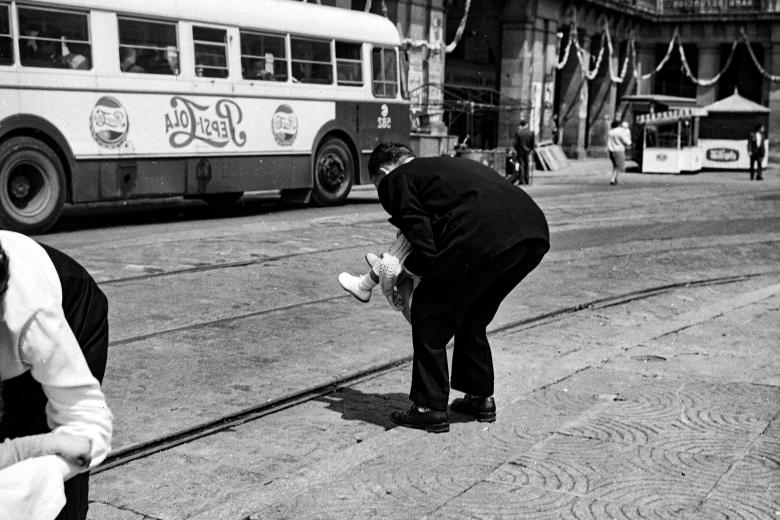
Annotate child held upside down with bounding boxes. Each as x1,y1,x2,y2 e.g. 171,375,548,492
338,232,418,322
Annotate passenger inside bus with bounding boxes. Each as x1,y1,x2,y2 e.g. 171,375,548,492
120,47,144,73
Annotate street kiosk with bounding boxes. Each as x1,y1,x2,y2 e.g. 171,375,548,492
636,107,708,174
700,90,769,170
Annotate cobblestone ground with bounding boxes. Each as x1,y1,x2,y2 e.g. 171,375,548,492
57,164,780,520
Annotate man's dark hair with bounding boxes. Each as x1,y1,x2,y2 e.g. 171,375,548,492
0,241,8,296
755,124,764,132
368,142,415,182
518,120,527,127
611,120,621,129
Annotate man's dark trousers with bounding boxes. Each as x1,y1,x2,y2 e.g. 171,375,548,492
0,245,108,520
408,239,548,411
749,155,763,180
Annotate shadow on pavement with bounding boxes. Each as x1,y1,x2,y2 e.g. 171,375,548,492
315,386,478,430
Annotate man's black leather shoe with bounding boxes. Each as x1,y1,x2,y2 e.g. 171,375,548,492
390,405,449,433
450,395,496,422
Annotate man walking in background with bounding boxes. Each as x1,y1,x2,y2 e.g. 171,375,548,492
513,120,535,185
748,124,766,181
367,142,549,433
607,120,632,185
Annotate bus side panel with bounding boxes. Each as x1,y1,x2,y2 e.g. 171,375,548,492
71,154,310,201
335,101,410,185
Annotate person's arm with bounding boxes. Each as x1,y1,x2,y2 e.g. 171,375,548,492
20,307,112,480
0,433,91,470
380,174,436,276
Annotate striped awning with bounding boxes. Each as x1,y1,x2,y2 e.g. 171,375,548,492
637,107,708,125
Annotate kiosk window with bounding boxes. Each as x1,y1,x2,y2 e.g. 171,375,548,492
241,31,287,81
336,41,362,86
291,37,332,84
0,4,11,65
193,26,228,78
19,6,91,69
119,18,178,75
372,47,397,98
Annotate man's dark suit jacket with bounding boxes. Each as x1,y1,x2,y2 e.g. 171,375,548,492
513,128,535,154
377,156,549,280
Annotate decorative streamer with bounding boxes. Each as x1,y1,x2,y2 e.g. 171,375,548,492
740,28,780,81
402,0,471,53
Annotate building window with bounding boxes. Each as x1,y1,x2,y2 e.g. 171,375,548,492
193,26,228,78
372,47,397,98
118,18,178,75
291,37,332,84
18,7,91,69
336,41,362,86
241,31,287,81
0,4,11,65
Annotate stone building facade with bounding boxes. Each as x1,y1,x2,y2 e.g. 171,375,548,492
318,0,778,160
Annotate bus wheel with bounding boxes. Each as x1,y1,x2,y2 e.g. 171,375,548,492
201,192,243,206
0,137,66,234
312,137,353,205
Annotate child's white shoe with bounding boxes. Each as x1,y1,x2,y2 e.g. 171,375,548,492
365,252,381,268
338,272,372,302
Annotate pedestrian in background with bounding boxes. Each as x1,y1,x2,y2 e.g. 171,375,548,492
367,142,549,433
607,120,632,185
0,231,112,520
747,124,766,181
513,120,535,185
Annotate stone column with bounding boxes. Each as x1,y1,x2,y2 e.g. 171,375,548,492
635,42,655,95
558,29,589,159
540,19,560,143
696,43,720,106
769,24,780,162
426,2,447,135
497,20,535,146
587,34,616,157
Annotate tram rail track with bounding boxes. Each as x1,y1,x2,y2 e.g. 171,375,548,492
93,270,775,474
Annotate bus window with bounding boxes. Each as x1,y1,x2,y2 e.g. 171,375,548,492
371,47,397,98
0,4,11,65
193,26,228,78
118,18,178,75
18,6,91,69
291,37,332,84
336,41,362,86
240,31,287,81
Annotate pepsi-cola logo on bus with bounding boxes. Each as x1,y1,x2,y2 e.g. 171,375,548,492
706,148,739,162
272,104,298,146
165,96,247,148
90,96,129,148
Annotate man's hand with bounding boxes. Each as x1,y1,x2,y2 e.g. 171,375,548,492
44,433,92,468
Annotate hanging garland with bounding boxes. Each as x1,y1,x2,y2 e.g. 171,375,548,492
740,28,780,81
604,25,633,83
401,0,471,53
678,39,738,86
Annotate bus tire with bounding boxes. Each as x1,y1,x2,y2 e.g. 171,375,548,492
201,192,243,206
311,137,353,206
0,137,66,234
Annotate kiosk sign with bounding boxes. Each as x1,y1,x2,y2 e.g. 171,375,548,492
706,148,739,162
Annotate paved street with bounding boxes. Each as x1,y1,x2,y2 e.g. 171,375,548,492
38,160,780,519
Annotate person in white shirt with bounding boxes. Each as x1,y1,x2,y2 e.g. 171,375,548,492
0,230,112,520
607,120,632,185
747,124,767,181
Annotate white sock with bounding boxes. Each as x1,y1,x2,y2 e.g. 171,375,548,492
358,274,377,291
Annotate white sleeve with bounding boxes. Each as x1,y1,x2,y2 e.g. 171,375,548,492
19,307,113,480
0,456,69,520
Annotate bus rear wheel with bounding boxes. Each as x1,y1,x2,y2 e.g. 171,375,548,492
0,137,66,234
312,137,353,205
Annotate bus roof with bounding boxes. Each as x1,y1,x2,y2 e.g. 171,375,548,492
33,0,402,46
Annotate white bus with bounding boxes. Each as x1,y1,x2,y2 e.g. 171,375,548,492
0,0,410,233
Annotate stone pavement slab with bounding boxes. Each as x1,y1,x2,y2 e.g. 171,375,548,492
89,277,780,520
